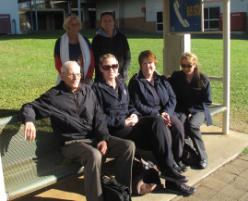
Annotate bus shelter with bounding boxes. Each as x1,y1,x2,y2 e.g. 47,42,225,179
0,0,231,200
163,0,230,135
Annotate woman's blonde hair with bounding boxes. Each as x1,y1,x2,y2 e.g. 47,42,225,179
180,52,199,68
180,52,205,88
63,15,81,31
99,53,118,66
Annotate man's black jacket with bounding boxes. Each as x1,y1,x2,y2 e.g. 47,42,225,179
21,81,110,144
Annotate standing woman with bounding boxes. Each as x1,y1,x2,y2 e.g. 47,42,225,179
93,54,195,196
92,11,131,81
54,15,95,82
169,52,212,169
128,50,186,173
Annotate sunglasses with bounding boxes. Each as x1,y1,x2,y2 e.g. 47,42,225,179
181,64,193,68
101,64,119,71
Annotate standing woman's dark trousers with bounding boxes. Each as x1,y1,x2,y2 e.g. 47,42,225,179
184,112,207,161
169,114,185,163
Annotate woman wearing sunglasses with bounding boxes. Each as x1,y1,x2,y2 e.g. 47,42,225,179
92,53,195,196
169,52,212,169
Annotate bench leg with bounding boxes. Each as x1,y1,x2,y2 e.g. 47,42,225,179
0,155,7,201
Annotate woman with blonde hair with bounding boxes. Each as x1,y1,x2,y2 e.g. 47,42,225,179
54,15,95,82
169,52,212,169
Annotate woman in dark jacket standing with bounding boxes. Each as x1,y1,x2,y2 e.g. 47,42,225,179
169,52,212,169
93,53,195,196
128,50,186,172
92,11,131,81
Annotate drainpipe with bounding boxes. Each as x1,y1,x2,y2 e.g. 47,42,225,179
77,0,81,22
34,0,38,31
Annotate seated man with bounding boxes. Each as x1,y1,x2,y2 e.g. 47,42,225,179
20,61,135,201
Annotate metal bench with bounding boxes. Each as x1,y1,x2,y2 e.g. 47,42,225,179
0,104,227,200
0,116,83,200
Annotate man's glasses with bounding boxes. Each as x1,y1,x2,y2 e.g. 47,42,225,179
181,64,193,68
101,64,119,71
66,73,82,78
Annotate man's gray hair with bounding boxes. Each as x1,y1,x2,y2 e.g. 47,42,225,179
61,61,80,73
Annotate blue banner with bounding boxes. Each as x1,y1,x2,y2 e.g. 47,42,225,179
170,0,203,32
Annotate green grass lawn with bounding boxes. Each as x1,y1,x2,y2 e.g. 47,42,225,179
0,31,247,133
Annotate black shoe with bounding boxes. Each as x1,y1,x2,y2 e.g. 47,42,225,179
177,161,188,172
166,182,196,196
173,163,183,173
162,168,188,183
198,159,208,169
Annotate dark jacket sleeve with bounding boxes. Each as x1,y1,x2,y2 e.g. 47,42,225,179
160,78,177,116
21,92,53,124
128,77,159,116
91,36,101,66
91,36,102,79
92,93,110,142
120,35,131,80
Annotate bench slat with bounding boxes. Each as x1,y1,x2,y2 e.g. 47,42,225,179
0,117,83,200
209,105,227,116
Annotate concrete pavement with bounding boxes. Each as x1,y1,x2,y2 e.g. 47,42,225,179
174,154,248,201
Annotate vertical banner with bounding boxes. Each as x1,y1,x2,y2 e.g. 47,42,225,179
170,0,203,32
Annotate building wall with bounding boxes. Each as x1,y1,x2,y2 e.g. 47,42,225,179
96,0,153,32
229,0,248,13
96,0,248,33
205,0,248,13
205,1,248,32
0,0,20,34
145,0,163,22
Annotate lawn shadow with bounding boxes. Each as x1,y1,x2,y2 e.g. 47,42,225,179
0,109,19,118
192,33,248,40
0,29,247,41
0,29,164,41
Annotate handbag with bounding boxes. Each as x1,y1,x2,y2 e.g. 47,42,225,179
132,157,161,195
102,176,132,201
182,138,200,166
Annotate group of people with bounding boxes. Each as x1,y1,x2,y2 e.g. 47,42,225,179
21,12,212,201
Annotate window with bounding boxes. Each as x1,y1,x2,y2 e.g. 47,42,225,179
156,12,163,32
204,7,220,30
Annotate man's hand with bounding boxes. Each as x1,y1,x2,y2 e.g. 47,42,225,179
97,140,108,155
161,112,172,127
24,122,36,141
